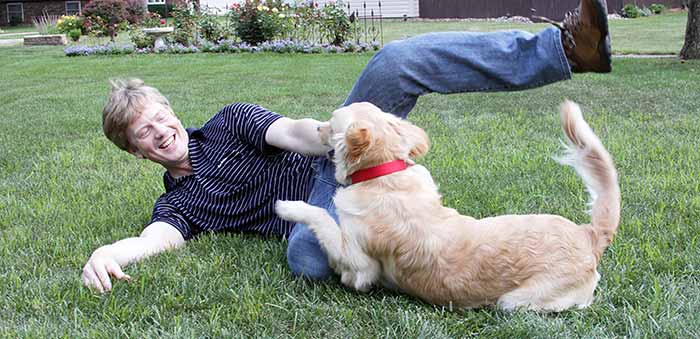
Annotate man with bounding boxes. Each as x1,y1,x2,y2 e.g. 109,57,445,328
82,0,612,292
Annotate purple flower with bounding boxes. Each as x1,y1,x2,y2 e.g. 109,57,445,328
65,37,379,57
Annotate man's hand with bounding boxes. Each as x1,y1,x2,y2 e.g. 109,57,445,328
318,121,331,146
82,246,132,293
80,222,185,293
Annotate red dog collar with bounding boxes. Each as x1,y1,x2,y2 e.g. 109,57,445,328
350,160,408,184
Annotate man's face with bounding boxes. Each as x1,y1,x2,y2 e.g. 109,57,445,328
126,101,189,170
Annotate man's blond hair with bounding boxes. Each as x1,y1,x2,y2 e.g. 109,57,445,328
102,79,174,151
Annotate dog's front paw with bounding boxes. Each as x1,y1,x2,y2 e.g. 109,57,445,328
275,200,311,223
340,270,375,293
352,271,377,292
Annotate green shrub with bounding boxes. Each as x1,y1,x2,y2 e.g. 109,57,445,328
293,1,321,43
68,28,81,41
649,3,666,14
130,28,155,48
320,0,350,46
172,5,198,45
124,0,148,24
82,0,130,41
32,10,60,35
57,15,82,33
229,0,287,45
143,12,166,28
198,13,229,42
622,3,640,18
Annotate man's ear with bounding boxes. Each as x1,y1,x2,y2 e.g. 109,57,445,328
393,119,430,159
344,121,372,164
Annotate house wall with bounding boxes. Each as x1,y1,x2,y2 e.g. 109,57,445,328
315,0,419,18
198,0,419,18
419,0,683,20
1,0,89,26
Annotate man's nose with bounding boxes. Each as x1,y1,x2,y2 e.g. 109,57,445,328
153,124,168,138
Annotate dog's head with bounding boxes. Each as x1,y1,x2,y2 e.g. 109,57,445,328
321,102,430,185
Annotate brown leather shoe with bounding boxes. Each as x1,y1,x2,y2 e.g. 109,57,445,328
535,0,612,73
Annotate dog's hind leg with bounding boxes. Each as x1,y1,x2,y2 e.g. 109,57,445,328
537,270,599,311
496,271,599,312
338,242,381,292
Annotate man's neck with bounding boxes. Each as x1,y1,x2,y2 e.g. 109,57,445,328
166,157,193,178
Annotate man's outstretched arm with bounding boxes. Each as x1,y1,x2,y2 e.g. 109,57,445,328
81,221,185,293
266,117,331,156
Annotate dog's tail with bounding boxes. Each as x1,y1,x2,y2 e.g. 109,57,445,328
557,100,620,261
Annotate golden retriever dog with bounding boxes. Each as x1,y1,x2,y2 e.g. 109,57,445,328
275,101,620,312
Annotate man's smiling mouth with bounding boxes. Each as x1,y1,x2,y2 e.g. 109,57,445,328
160,134,175,149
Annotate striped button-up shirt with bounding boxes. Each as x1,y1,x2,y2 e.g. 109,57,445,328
150,103,316,240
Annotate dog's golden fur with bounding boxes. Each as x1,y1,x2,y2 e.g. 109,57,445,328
276,101,620,312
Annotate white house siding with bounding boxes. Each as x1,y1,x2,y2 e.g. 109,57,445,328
316,0,418,18
200,0,419,18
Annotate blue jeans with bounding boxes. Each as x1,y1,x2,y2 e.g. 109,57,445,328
286,27,571,279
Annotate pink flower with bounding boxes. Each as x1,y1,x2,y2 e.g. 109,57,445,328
159,19,166,25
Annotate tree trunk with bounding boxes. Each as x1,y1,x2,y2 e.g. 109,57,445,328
680,0,700,59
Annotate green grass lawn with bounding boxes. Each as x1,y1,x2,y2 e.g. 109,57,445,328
1,15,699,338
0,33,34,40
0,26,36,41
0,24,34,33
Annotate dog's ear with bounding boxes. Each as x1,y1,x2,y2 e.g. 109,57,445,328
393,119,430,158
344,121,373,164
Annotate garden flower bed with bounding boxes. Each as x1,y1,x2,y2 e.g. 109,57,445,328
65,39,380,56
59,0,384,58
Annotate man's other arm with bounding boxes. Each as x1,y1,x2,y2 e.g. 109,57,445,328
81,221,185,293
265,117,331,156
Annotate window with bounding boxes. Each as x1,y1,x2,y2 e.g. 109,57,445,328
147,0,166,4
7,3,24,24
65,1,81,15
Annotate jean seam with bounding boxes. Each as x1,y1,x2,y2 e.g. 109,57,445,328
552,27,573,80
314,175,337,186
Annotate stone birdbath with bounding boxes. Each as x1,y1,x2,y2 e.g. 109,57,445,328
142,27,174,49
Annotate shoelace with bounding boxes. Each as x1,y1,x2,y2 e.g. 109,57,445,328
532,10,578,51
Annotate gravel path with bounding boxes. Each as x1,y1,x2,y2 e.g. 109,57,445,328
613,54,678,58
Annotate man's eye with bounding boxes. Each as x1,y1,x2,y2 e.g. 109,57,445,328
139,129,150,139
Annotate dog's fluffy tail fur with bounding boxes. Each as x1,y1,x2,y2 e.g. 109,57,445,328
557,100,621,261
